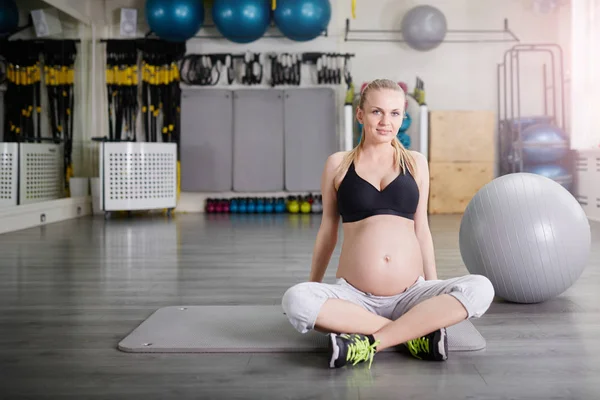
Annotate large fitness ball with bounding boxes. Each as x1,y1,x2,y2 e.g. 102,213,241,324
145,0,205,42
459,173,590,304
274,0,331,42
212,0,271,44
519,123,569,164
0,0,18,34
401,5,447,51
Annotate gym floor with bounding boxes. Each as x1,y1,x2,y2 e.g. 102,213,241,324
1,213,599,399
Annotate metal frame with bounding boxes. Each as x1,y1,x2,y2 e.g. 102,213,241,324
344,18,519,43
496,43,567,174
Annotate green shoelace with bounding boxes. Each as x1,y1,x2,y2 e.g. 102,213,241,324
342,334,380,368
406,336,430,359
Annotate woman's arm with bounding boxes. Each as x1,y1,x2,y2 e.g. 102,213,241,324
411,151,438,280
308,153,343,282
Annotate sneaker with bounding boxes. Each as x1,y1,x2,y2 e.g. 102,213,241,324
405,328,448,361
328,333,380,369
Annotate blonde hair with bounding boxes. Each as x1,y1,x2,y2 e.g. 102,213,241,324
337,79,416,179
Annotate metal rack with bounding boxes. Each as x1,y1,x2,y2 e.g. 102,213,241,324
496,43,567,175
344,17,519,44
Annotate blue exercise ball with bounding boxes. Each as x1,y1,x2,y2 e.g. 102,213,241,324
273,0,331,42
519,123,569,164
0,0,19,34
212,0,271,44
146,0,205,42
524,164,572,191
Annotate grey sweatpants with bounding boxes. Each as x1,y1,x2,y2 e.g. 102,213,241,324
282,274,494,334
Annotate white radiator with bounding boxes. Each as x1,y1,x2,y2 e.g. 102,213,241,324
19,143,64,205
574,149,600,221
99,142,178,213
0,143,18,208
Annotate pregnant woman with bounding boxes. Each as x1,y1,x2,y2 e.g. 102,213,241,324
281,78,494,369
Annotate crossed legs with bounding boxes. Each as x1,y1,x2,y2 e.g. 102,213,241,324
282,274,494,367
315,293,467,351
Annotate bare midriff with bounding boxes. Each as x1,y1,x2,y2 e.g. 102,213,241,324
336,215,423,296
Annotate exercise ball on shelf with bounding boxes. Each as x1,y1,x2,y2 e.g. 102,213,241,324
146,0,205,42
519,123,569,164
401,5,447,51
0,0,18,34
273,0,331,42
524,163,572,191
212,0,271,44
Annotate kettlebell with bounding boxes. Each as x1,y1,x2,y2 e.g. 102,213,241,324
221,199,230,213
247,198,256,213
215,199,224,213
288,196,300,214
256,198,265,213
230,198,239,213
275,197,286,213
264,198,274,213
239,198,248,213
300,197,311,213
206,198,216,213
312,195,323,213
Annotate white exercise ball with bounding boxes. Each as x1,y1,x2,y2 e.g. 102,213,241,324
459,173,591,304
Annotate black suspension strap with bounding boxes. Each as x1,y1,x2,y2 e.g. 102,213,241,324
42,40,77,191
3,40,41,143
105,40,139,142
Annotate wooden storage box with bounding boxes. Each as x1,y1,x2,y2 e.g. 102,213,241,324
427,110,496,214
428,162,494,214
429,110,495,163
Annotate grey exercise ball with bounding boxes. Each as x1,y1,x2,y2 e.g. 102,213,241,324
401,5,447,51
459,173,591,304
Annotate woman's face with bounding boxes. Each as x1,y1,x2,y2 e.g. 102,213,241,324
357,88,405,144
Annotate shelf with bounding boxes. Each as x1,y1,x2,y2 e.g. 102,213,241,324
344,18,520,44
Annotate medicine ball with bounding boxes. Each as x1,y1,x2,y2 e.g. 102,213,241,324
273,0,331,42
212,0,271,44
146,0,205,42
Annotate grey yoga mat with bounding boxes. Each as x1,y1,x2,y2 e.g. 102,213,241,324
118,306,486,353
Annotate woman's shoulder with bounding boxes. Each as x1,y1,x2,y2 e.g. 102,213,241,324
408,150,426,163
325,151,350,169
409,150,428,169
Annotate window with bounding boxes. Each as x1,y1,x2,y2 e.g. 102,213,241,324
570,0,600,149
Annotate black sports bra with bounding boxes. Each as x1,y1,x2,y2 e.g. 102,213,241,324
337,162,420,223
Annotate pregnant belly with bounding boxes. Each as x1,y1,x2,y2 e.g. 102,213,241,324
336,216,424,296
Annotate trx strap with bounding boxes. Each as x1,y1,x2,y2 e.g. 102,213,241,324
140,39,185,196
3,40,42,143
42,40,78,193
105,40,138,142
